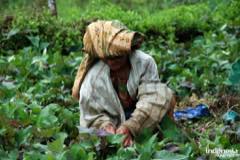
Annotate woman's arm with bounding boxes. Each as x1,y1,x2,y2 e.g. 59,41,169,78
121,56,174,136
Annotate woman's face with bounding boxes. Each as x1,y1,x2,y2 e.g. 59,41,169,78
103,55,128,71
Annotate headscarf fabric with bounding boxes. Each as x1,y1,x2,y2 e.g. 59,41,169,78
72,20,144,99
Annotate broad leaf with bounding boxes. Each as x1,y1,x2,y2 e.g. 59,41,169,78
37,103,60,129
153,150,188,160
159,116,187,142
47,132,67,153
27,36,40,48
228,59,240,85
6,28,20,39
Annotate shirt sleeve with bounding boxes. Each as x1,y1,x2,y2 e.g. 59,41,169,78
80,100,115,129
122,56,174,136
79,67,117,130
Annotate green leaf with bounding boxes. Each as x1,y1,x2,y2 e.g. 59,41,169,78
33,143,48,152
7,149,19,160
2,81,16,90
28,102,42,114
31,54,48,65
116,147,136,159
16,126,32,146
47,132,67,153
0,128,7,135
27,36,40,48
138,152,152,160
14,104,28,122
228,59,240,85
106,134,125,145
40,42,49,50
37,103,60,129
180,143,193,157
143,134,158,153
135,128,154,144
135,134,158,159
159,116,187,142
37,127,61,138
23,151,46,160
153,150,188,160
231,144,240,150
65,144,91,160
6,28,20,39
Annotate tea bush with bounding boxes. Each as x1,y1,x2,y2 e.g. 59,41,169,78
0,0,240,159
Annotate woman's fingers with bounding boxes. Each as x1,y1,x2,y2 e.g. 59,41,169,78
103,123,116,134
116,125,128,134
116,125,133,147
108,125,116,134
123,138,129,147
128,137,133,146
123,136,133,147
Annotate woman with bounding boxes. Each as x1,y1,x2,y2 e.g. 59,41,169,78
72,20,175,147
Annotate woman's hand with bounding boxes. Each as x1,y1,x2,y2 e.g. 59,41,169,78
116,125,133,147
102,123,116,134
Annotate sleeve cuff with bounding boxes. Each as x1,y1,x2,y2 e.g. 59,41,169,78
121,119,140,137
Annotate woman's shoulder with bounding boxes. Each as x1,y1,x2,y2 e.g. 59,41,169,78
83,60,108,84
130,50,156,67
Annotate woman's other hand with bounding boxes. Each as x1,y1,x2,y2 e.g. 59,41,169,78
116,125,133,147
103,123,116,134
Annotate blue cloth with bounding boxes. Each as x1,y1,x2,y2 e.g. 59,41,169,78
174,104,210,121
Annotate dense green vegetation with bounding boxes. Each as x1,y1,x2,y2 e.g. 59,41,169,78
0,0,240,159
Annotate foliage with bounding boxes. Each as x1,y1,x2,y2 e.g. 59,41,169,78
226,59,240,92
0,0,240,159
228,59,240,85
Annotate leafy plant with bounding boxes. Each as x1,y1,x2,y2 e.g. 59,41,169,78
0,0,239,159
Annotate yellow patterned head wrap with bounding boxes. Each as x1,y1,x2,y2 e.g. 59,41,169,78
72,20,144,99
